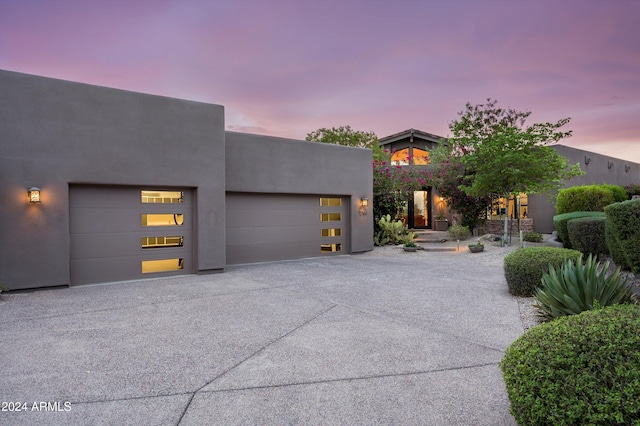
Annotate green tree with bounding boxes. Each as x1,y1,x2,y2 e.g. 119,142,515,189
306,125,384,159
448,99,583,240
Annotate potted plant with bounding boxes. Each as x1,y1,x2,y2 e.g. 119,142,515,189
403,239,418,252
434,214,449,231
468,239,484,253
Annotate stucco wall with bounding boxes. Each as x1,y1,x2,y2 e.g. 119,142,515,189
225,131,374,254
530,144,640,233
0,70,226,290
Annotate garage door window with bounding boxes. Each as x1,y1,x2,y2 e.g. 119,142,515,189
141,191,184,203
141,236,184,249
320,197,342,206
320,213,341,222
142,258,184,273
321,243,342,252
141,214,184,226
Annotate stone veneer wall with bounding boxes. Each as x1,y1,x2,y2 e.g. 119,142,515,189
476,219,534,236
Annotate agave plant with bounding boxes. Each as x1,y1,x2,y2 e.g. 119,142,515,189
534,254,634,320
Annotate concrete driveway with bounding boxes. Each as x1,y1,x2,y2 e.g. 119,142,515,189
1,248,522,425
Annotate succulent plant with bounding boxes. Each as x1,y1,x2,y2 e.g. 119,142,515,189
534,254,634,320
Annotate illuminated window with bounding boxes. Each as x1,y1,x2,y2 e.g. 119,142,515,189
141,191,184,203
490,194,529,219
391,148,410,165
141,236,184,249
141,258,184,273
321,228,342,237
413,148,430,165
320,197,342,206
141,214,184,226
321,243,342,252
320,213,341,222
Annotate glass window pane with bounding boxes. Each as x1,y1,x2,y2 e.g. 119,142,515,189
320,198,342,206
141,191,184,203
141,258,184,273
321,243,342,252
141,236,184,249
321,228,342,237
391,148,409,165
141,214,184,227
413,148,430,165
320,213,341,222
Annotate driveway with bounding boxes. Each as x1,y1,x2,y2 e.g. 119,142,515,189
1,248,522,425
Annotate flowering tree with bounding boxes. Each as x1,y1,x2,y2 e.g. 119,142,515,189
429,147,493,230
373,149,432,221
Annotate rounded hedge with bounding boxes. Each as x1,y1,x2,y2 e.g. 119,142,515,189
553,211,606,248
605,199,640,274
503,247,582,296
567,216,608,258
556,185,615,215
501,304,640,425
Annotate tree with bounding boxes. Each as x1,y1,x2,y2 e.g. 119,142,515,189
306,125,384,159
447,99,583,240
429,146,494,230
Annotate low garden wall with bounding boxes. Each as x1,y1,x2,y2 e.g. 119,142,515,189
476,218,534,236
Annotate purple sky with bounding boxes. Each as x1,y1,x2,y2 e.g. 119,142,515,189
1,0,639,162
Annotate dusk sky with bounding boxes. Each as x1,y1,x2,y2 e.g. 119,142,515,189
1,0,639,162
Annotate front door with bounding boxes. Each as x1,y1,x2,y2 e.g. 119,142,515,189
399,189,432,229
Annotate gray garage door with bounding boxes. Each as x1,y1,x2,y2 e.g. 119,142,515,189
226,193,349,265
70,185,193,285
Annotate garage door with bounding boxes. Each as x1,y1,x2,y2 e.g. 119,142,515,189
226,193,349,265
70,185,193,285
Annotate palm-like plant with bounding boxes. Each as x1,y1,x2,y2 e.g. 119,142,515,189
534,254,634,320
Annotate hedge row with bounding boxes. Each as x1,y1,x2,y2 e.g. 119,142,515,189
567,217,608,258
553,211,606,249
605,199,640,273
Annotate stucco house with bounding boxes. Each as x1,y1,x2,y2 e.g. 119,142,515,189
379,128,640,234
0,70,373,291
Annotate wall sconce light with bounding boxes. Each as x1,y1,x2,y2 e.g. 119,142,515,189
28,187,41,203
625,165,631,173
608,161,614,169
584,156,591,165
361,197,369,207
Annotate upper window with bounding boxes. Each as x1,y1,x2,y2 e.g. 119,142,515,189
141,191,184,204
391,148,410,165
413,148,430,165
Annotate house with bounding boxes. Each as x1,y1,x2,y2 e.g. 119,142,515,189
0,70,373,291
379,128,640,234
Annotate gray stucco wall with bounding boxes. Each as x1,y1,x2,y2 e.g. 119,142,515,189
530,144,640,233
225,131,374,254
0,70,226,290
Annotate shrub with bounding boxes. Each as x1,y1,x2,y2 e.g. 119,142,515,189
447,224,470,240
624,183,640,200
501,304,640,425
556,185,615,214
567,216,608,258
600,183,628,203
553,211,606,248
503,247,582,296
522,232,543,243
605,199,640,273
534,254,633,320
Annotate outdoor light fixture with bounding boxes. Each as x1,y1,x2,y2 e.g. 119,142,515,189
28,187,41,203
584,156,591,165
608,161,614,169
361,197,369,207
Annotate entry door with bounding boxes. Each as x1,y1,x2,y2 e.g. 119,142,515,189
412,190,430,228
70,186,193,285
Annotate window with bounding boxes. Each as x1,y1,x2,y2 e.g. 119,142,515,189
413,148,430,165
321,228,342,237
320,198,342,206
141,258,184,273
391,148,410,165
321,243,342,252
490,194,528,219
141,236,184,249
141,214,184,226
320,213,341,222
141,191,184,203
